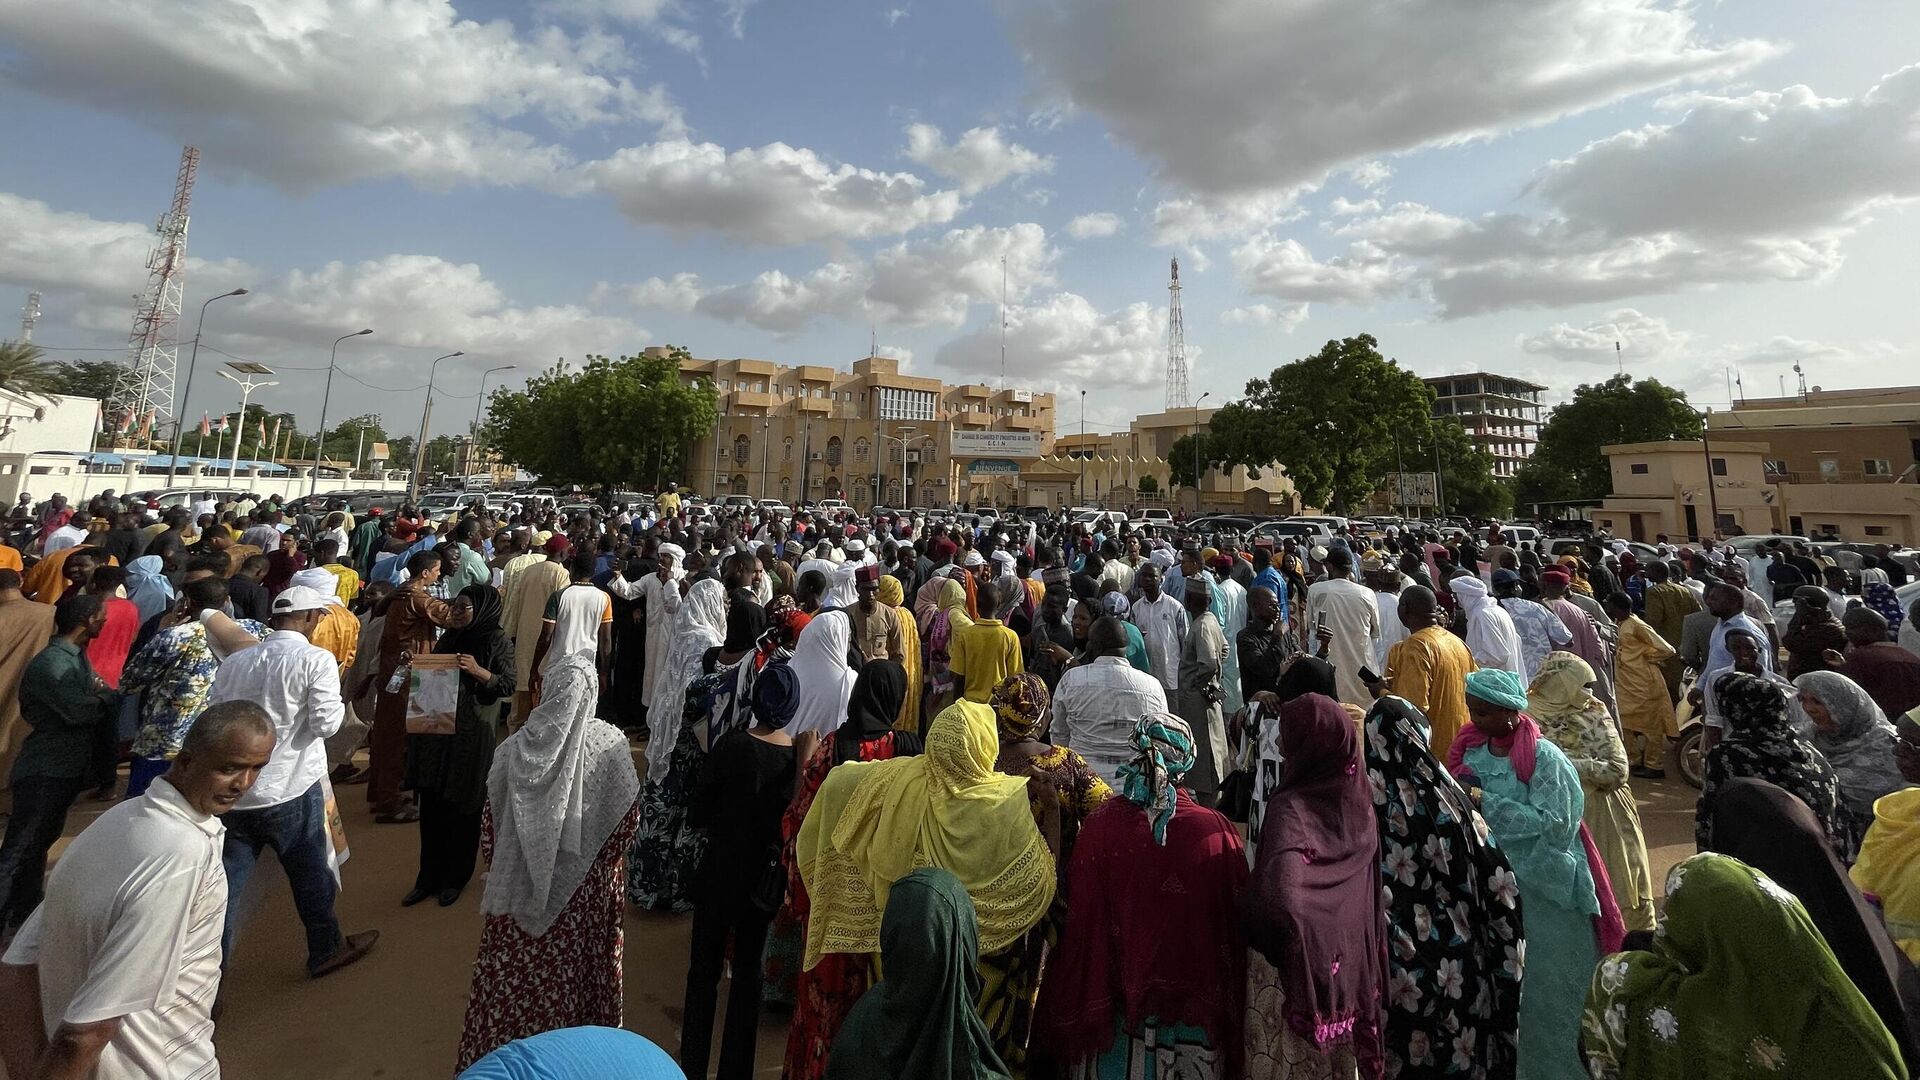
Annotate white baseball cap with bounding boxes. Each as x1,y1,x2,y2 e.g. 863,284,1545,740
271,585,333,615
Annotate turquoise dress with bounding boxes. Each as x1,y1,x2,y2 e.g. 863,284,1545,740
1465,740,1598,1080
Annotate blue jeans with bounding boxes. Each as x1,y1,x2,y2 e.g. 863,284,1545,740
221,780,343,974
0,774,85,933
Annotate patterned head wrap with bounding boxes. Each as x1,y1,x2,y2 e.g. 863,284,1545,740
1116,711,1196,845
1100,592,1131,618
1464,668,1530,710
989,672,1050,743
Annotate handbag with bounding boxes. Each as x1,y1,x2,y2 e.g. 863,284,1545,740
748,842,787,915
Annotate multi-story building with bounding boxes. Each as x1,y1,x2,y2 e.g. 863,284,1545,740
671,350,1055,510
1050,405,1296,512
1422,372,1545,479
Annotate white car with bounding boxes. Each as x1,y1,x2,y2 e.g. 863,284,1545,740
1287,514,1350,536
756,499,791,516
814,499,852,515
1138,507,1173,524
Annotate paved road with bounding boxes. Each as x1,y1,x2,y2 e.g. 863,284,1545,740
18,757,1704,1080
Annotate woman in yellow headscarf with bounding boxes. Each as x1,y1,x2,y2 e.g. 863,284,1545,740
1528,651,1658,931
924,576,974,724
875,574,922,734
798,698,1057,1073
1556,555,1595,596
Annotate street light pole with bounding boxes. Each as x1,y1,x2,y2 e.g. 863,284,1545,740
310,328,373,499
217,367,278,484
1194,391,1211,513
410,351,465,500
470,365,515,479
1079,389,1086,505
167,288,247,486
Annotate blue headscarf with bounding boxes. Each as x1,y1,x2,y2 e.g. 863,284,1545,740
1116,711,1196,845
1463,667,1530,710
124,555,176,623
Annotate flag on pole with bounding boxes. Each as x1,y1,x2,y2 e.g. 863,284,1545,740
116,409,133,434
136,409,155,440
198,413,210,437
257,418,267,446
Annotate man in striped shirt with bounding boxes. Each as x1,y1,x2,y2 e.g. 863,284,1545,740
0,702,275,1079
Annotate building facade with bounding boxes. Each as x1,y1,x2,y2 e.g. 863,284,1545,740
1053,404,1296,513
673,350,1056,510
1422,372,1545,479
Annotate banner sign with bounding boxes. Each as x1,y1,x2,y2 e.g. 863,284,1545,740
951,431,1044,459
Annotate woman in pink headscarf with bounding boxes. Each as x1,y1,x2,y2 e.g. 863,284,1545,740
1448,668,1624,1080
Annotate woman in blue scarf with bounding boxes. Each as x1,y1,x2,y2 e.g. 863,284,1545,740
124,554,176,624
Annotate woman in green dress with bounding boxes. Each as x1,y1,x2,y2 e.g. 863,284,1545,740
1583,852,1904,1078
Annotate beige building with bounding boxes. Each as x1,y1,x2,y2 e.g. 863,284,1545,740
672,350,1055,509
1052,406,1296,513
1422,372,1545,480
1593,440,1776,542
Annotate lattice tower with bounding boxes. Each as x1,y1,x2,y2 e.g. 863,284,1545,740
18,292,40,343
110,146,197,431
1164,256,1190,409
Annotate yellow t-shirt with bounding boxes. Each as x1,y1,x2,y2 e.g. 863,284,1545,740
948,618,1023,703
317,563,362,603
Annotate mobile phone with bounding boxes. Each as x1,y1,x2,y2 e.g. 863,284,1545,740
1315,611,1327,631
1359,665,1381,686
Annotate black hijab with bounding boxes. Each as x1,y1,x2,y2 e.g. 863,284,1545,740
1276,655,1338,703
1709,777,1920,1073
834,658,919,764
435,582,506,671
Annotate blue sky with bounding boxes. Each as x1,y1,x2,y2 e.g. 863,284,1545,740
2,0,1916,440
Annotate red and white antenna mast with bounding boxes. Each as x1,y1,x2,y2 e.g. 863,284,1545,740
1164,257,1191,409
112,145,198,437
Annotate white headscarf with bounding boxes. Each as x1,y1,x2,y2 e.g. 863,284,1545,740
645,577,727,782
481,653,639,938
785,609,857,737
289,567,345,605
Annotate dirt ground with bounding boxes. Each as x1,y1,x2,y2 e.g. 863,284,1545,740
16,756,1704,1080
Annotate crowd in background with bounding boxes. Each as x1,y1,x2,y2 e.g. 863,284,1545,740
1,485,1919,1078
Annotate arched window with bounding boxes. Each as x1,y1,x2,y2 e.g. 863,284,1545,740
824,476,841,498
886,479,902,505
825,437,843,466
731,473,749,495
853,438,870,463
888,442,904,464
919,438,937,464
732,434,750,464
780,476,791,499
783,437,793,462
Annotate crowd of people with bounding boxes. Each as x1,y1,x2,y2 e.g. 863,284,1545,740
1,486,1919,1078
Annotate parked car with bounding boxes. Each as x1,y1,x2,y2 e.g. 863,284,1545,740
1286,514,1351,535
128,487,246,520
1258,520,1330,544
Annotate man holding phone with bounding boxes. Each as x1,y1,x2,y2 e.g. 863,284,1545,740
1305,546,1380,708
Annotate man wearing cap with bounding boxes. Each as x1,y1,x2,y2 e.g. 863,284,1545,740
851,563,904,664
1172,576,1229,806
631,542,683,710
289,567,360,682
1207,553,1248,715
1306,545,1382,708
1492,567,1570,684
208,586,378,978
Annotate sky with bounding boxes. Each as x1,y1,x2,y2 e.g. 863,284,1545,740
1,0,1916,442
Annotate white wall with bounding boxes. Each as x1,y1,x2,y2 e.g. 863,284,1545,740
0,392,102,456
0,455,408,505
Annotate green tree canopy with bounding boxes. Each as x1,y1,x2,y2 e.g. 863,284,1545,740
47,359,121,401
481,347,716,488
1205,334,1436,513
1513,374,1701,505
1166,433,1210,489
0,342,59,397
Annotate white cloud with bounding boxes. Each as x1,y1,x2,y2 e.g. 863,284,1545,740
0,0,679,192
934,292,1167,393
883,7,909,26
1221,303,1308,332
1348,161,1393,190
1518,308,1697,364
1329,197,1380,217
1230,234,1408,306
902,124,1053,194
1150,191,1306,247
607,223,1057,333
587,139,964,245
1006,0,1772,196
1066,212,1122,239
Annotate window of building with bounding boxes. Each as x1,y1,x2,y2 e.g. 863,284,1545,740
853,438,870,463
826,437,842,466
1865,459,1892,475
1710,458,1727,476
1764,459,1788,475
1866,525,1891,536
731,473,748,495
877,386,936,421
733,435,750,464
1819,459,1840,480
780,476,791,498
1629,463,1649,475
889,442,904,464
783,437,793,462
719,379,731,391
920,438,936,464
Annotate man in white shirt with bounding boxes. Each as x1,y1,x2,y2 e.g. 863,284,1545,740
1305,546,1383,708
190,494,218,520
39,517,88,556
1365,553,1413,670
1128,564,1188,691
208,585,377,978
1449,573,1523,678
0,701,274,1080
1051,617,1169,785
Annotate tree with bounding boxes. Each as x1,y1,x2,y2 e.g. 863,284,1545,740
1136,474,1159,495
314,414,390,469
481,346,717,488
1513,374,1701,505
1166,434,1212,489
1408,419,1513,518
1205,334,1435,513
46,359,122,401
0,342,58,397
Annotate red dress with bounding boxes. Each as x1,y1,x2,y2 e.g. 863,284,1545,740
86,596,139,688
775,732,912,1080
455,802,641,1073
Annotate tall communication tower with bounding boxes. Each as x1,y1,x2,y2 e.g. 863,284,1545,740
111,145,198,434
18,292,41,343
1164,257,1191,409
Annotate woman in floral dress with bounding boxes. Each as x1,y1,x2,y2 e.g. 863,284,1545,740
775,659,920,1080
1362,694,1524,1079
456,652,642,1071
628,577,727,911
986,672,1111,1075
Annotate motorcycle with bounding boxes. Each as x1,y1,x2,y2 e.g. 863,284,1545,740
1672,670,1705,789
